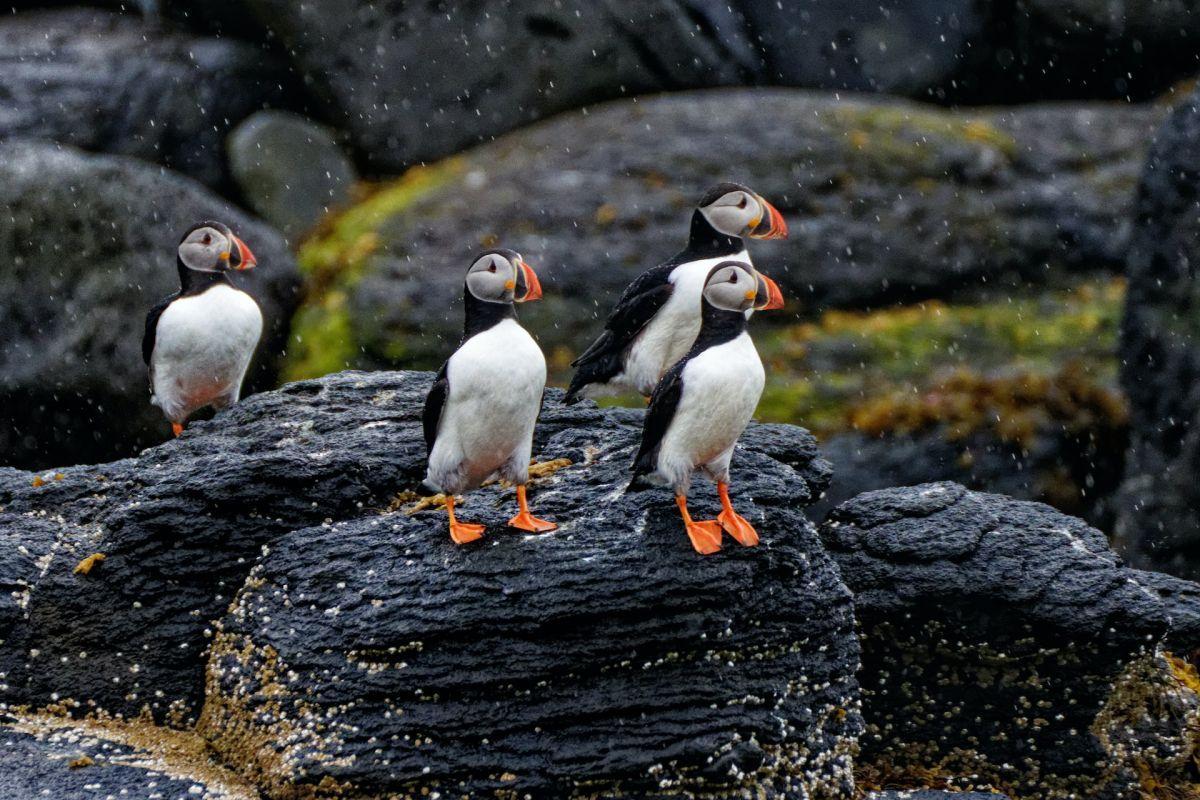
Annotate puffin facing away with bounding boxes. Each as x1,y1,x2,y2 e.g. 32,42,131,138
629,262,780,554
564,182,786,403
143,221,261,437
422,249,556,544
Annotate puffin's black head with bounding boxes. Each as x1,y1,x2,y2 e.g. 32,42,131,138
177,221,258,273
465,248,542,304
704,261,785,313
697,183,788,241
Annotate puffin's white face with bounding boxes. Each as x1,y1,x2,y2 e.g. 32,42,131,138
704,264,760,312
698,186,789,240
178,224,257,272
466,251,543,304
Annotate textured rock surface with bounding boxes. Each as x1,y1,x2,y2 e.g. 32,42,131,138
0,8,296,190
0,140,301,470
820,483,1195,799
227,110,357,241
1116,85,1200,580
200,419,857,798
0,367,848,798
866,792,1011,800
0,712,257,799
291,89,1161,376
243,0,760,172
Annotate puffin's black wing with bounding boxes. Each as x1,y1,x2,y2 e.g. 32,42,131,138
565,264,676,402
422,361,450,456
142,295,175,366
629,360,686,485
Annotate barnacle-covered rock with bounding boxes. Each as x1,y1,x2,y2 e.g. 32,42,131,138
0,710,258,800
0,369,849,800
197,391,858,798
820,482,1198,799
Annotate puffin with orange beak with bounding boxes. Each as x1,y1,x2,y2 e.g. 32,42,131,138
629,262,780,554
565,182,786,403
142,220,262,437
422,248,556,544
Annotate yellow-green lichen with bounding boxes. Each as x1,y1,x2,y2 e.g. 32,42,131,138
754,278,1126,436
283,158,466,382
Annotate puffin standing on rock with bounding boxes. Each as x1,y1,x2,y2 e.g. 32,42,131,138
422,249,558,544
564,182,787,402
143,221,261,437
628,262,779,555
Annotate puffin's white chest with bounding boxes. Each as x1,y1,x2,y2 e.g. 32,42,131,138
623,251,750,395
151,284,263,418
428,319,547,490
660,332,765,467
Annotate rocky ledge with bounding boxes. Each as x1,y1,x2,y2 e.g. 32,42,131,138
1,371,1198,798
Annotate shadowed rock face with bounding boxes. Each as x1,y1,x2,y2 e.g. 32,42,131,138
1116,86,1200,580
0,370,856,799
293,89,1162,375
0,140,301,470
0,8,297,191
820,482,1200,799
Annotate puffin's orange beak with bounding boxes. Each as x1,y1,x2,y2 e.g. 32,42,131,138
755,272,785,310
516,258,542,302
232,235,257,270
749,196,788,240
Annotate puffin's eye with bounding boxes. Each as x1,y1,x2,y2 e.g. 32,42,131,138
201,233,212,245
729,272,738,283
737,196,748,209
488,261,497,273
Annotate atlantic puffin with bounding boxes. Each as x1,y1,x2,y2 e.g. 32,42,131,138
564,182,786,403
628,262,779,555
422,249,557,544
142,221,261,437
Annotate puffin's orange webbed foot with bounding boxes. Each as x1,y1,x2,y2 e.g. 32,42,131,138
718,482,759,547
508,485,557,533
171,422,184,437
446,496,485,545
449,521,486,544
677,495,722,555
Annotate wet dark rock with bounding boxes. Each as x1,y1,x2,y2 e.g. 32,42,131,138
200,411,856,798
0,140,301,470
294,89,1161,375
0,367,843,776
0,713,256,799
1116,85,1200,581
0,8,296,190
244,0,761,173
813,408,1127,529
820,482,1195,799
227,110,357,241
742,0,1200,103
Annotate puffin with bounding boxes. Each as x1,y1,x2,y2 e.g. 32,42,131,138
142,221,261,437
564,182,787,403
422,248,557,544
628,262,780,555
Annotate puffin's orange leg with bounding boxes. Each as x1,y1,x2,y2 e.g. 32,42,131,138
717,482,759,547
677,495,722,555
171,422,185,437
507,485,557,533
446,495,484,545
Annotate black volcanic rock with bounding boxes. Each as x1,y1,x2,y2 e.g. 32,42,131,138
0,140,301,470
0,8,296,190
0,367,846,800
820,482,1198,799
292,89,1161,374
200,420,858,798
1116,85,1200,581
242,0,760,173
